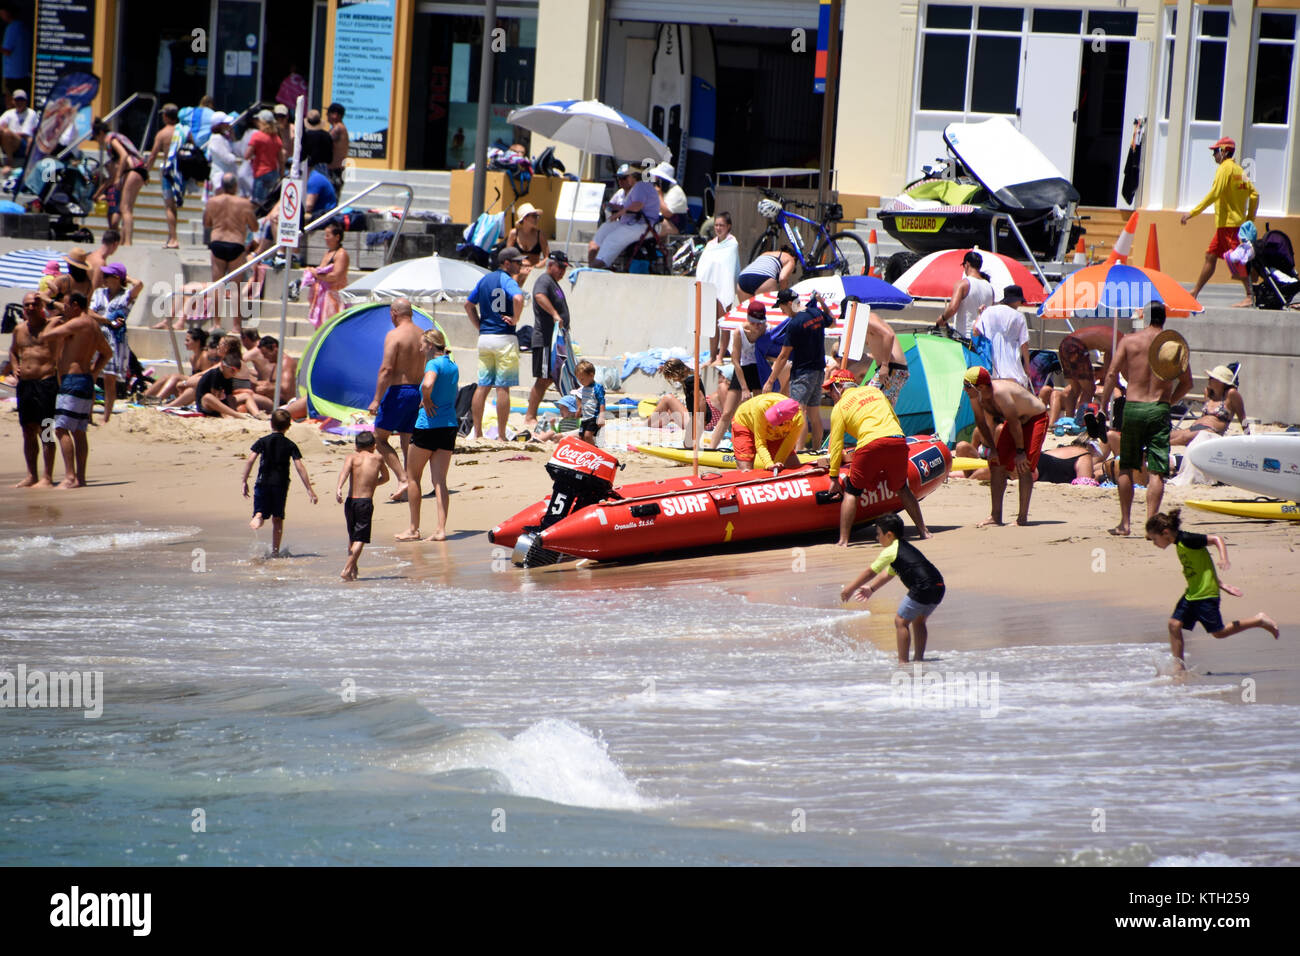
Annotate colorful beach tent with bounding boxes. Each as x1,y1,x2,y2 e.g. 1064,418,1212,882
861,332,988,444
298,301,452,421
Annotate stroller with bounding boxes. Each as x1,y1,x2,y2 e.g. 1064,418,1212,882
32,152,99,242
1250,224,1300,309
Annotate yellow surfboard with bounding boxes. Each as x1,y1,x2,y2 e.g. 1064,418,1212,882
1186,499,1300,521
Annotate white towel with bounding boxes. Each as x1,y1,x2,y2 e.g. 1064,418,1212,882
696,234,740,309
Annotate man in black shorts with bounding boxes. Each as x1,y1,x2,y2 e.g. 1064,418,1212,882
523,250,571,430
203,173,258,283
8,293,59,486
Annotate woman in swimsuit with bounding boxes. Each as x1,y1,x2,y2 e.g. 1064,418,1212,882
737,246,798,299
651,358,728,450
301,222,350,328
1171,365,1245,446
505,203,549,278
93,119,150,246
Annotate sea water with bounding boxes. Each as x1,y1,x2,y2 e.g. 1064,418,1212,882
1,522,1296,866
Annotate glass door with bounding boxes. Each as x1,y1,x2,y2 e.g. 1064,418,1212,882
209,0,265,112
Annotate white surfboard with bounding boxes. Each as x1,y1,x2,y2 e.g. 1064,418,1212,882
1186,433,1300,499
649,24,691,179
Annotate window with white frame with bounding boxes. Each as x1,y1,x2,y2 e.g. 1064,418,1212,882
917,4,1026,116
1192,7,1229,123
1252,11,1297,126
1161,7,1177,121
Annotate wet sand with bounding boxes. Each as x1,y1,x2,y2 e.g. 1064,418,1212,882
3,406,1297,702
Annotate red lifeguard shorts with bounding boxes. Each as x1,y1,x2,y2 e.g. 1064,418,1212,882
1207,226,1240,258
845,435,909,494
996,412,1049,471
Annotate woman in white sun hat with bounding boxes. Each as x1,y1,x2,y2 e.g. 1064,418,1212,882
505,201,548,278
1170,364,1247,445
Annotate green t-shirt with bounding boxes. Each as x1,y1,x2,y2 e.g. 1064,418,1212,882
1175,531,1219,601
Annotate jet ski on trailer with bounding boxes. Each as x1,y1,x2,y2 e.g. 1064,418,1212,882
878,117,1083,268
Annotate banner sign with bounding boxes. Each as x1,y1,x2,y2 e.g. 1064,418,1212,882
814,0,830,93
19,70,99,199
33,0,97,107
331,0,395,161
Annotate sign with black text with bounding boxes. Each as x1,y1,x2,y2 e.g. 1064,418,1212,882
33,0,96,107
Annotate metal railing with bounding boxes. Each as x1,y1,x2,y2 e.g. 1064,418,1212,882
152,179,414,375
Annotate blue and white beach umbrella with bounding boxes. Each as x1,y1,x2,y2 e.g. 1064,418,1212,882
507,99,671,164
0,247,65,289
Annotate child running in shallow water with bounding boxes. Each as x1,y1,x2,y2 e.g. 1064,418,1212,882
336,431,389,581
243,409,317,555
841,512,945,664
1145,509,1279,672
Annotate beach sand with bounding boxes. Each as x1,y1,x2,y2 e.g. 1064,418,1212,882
3,404,1297,701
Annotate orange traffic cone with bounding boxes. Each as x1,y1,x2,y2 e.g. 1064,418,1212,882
867,229,880,275
1072,236,1086,265
1144,223,1161,271
1106,211,1139,265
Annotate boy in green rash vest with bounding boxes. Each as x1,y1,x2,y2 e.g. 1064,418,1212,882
841,513,945,664
1145,509,1279,672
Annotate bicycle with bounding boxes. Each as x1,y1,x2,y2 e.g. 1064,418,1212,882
749,187,869,278
667,232,708,276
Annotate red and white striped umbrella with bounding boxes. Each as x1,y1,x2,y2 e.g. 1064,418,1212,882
892,248,1047,304
719,291,857,333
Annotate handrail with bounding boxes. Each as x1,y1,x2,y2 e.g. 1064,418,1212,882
157,179,414,306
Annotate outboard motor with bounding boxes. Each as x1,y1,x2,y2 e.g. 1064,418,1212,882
513,436,621,567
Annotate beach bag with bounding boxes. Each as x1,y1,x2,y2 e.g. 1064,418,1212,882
176,136,210,184
515,324,534,350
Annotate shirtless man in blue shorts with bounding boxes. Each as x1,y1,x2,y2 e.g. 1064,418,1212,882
368,297,424,501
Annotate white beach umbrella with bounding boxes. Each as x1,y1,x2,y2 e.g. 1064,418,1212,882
340,255,489,304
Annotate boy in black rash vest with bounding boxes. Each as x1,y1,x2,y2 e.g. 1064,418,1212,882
243,409,318,556
1145,509,1279,672
841,512,946,664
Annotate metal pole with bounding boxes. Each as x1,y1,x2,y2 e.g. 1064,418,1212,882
840,300,857,369
471,0,499,220
817,0,842,215
693,281,702,476
273,95,307,411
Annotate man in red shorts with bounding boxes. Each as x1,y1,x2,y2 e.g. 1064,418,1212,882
824,368,932,546
963,366,1048,527
1180,136,1259,307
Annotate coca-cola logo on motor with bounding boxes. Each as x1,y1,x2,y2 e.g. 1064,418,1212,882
552,444,613,471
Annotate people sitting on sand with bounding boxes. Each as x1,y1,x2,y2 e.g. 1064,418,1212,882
652,357,726,449
534,394,582,442
194,352,263,418
145,327,214,401
1052,324,1122,424
962,366,1049,527
1170,365,1246,445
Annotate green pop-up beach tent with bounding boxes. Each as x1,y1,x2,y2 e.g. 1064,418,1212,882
298,301,453,422
862,333,989,445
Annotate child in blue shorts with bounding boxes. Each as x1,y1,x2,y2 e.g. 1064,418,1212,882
242,409,317,555
1146,509,1279,671
841,512,945,663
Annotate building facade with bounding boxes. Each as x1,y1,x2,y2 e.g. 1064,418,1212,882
34,0,1299,217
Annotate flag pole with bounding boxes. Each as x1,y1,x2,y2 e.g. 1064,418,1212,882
693,280,702,478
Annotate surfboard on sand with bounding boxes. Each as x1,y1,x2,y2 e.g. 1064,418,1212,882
1185,499,1300,521
650,24,691,181
1185,433,1300,500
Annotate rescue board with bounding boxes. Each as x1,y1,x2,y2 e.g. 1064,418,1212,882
1185,433,1300,500
1185,499,1300,521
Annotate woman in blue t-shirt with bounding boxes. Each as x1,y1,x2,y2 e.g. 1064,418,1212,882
396,328,460,542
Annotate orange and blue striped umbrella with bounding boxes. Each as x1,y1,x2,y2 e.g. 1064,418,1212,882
1038,262,1203,319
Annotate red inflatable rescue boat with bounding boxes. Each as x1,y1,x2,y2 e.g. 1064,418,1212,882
489,435,950,566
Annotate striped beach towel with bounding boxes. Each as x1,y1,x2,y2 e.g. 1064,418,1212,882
0,247,65,289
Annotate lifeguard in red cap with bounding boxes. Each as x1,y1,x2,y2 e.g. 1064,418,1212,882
962,366,1049,527
1180,136,1259,307
823,368,932,545
730,395,805,472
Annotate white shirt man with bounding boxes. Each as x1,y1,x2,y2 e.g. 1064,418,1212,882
0,90,37,158
973,285,1031,389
